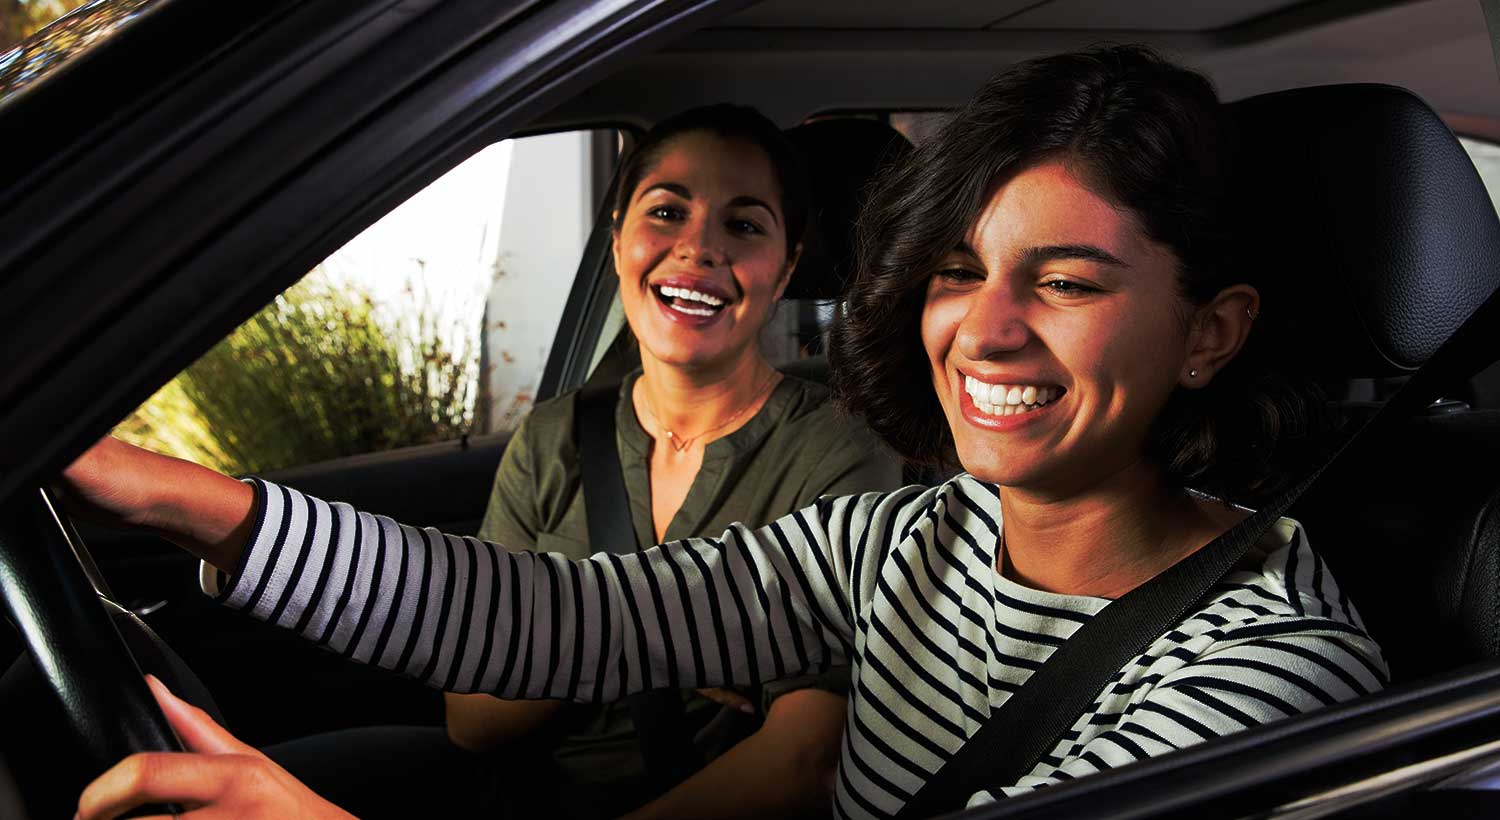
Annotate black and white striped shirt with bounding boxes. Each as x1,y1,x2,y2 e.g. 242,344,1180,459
217,475,1386,819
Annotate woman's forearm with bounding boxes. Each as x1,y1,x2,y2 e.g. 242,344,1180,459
216,480,852,700
622,688,847,820
154,458,257,573
63,437,256,572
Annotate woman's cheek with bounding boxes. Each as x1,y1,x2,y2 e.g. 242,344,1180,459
622,241,654,279
920,292,963,365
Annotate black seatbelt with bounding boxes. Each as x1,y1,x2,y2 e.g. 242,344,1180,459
897,289,1500,819
574,384,705,793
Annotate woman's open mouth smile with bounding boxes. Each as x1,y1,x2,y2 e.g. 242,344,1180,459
650,278,734,327
959,373,1066,430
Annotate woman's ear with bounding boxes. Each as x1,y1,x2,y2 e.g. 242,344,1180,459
773,242,803,302
1180,284,1260,388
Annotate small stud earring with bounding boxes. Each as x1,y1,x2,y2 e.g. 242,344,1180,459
1189,368,1199,378
1246,307,1258,321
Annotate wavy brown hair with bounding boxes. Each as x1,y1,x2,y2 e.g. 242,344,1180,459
829,45,1326,501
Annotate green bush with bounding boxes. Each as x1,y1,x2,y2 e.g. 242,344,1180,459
116,269,479,475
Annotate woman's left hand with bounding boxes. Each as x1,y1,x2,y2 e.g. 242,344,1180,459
695,687,756,715
76,675,356,820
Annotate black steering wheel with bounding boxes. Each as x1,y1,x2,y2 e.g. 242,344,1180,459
0,488,186,814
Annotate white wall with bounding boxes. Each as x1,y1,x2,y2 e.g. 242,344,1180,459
481,131,596,432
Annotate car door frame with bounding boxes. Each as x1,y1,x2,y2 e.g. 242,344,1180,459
0,0,751,506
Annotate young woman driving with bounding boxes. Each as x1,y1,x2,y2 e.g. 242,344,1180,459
68,46,1384,820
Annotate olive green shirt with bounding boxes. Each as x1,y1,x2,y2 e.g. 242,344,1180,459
476,370,903,805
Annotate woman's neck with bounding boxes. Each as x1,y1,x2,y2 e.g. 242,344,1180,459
635,350,779,443
997,461,1219,599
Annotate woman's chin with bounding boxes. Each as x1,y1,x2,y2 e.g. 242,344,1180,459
954,449,1048,490
640,341,739,374
963,467,1013,488
955,451,1013,486
638,330,764,372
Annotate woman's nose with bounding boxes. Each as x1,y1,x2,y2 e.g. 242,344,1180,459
955,282,1030,360
675,217,728,268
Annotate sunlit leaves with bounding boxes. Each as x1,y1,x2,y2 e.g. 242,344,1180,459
114,268,481,475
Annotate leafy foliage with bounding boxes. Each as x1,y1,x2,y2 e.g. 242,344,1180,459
115,270,479,475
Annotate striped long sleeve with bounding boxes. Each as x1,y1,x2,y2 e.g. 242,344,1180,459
215,476,1385,820
215,477,912,700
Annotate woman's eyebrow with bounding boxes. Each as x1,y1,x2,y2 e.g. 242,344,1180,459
1021,244,1130,268
952,241,982,261
728,195,779,225
641,182,692,199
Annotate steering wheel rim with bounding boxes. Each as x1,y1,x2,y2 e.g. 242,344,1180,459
0,488,183,774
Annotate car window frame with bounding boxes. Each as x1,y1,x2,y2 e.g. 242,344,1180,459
0,0,747,503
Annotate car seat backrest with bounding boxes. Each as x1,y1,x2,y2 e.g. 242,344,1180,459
1229,84,1500,682
783,118,913,302
764,119,914,381
1232,84,1500,380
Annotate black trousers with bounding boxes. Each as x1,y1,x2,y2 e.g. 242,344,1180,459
264,725,644,820
264,726,511,819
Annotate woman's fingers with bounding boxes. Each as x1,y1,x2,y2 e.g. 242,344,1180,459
145,675,255,756
77,753,358,820
77,677,258,819
695,687,756,714
80,676,356,820
75,751,247,819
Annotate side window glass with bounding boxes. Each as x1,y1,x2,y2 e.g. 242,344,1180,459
114,129,621,474
1460,136,1500,216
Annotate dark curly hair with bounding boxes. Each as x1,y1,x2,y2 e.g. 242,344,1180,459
829,45,1326,501
612,103,810,254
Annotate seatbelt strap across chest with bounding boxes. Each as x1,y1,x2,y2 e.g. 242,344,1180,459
574,384,705,793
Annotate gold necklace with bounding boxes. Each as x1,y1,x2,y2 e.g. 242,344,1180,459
640,370,780,453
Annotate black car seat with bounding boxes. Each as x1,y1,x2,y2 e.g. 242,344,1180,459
1230,84,1500,683
776,118,913,381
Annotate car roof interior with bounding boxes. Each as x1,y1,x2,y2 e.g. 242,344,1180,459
532,0,1499,136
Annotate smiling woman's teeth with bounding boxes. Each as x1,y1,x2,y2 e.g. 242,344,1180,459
655,285,726,316
963,375,1063,417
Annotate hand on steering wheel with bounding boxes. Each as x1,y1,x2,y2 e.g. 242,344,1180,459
77,676,356,820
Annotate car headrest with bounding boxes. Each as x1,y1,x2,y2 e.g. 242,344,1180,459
1229,84,1500,379
782,119,913,301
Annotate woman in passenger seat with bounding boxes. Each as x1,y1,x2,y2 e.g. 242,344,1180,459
255,104,905,820
69,46,1386,820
